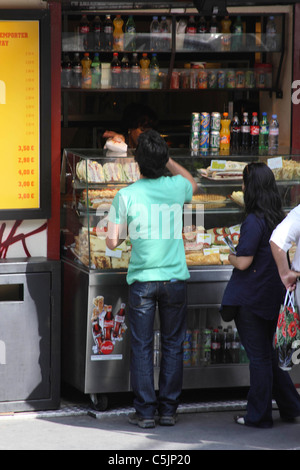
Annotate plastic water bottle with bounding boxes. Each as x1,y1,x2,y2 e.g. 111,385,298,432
130,52,140,89
266,15,277,50
121,53,130,88
150,53,159,89
160,16,170,50
259,112,269,150
268,114,279,151
150,16,160,51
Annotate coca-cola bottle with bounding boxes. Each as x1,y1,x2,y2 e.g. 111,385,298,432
130,52,140,89
121,54,130,88
92,15,102,50
103,305,114,341
241,112,250,151
197,16,208,33
79,15,89,51
113,303,126,338
103,14,113,50
92,320,103,351
230,112,241,153
250,112,259,152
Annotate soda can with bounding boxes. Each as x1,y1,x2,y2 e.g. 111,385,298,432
208,70,217,89
192,329,200,349
171,70,180,89
200,131,209,150
198,70,208,89
191,112,201,132
190,132,200,152
183,329,192,349
183,348,191,367
153,330,161,350
217,70,225,88
236,70,245,88
245,70,255,88
200,112,210,130
210,130,220,149
226,70,236,88
191,348,200,366
210,112,221,131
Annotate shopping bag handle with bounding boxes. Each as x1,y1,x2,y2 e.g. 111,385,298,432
284,289,295,309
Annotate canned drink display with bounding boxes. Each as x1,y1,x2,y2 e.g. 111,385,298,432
226,70,236,88
210,130,220,149
198,70,208,89
210,112,221,131
208,70,217,89
236,70,245,88
190,131,200,152
245,70,255,88
200,131,209,150
217,70,225,88
190,68,198,89
181,71,190,89
191,112,201,132
200,112,210,130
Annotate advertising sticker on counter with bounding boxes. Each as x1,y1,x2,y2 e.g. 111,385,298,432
90,295,127,361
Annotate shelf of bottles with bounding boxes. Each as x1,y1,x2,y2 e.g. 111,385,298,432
61,14,281,92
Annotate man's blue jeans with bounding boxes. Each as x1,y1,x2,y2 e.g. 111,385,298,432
128,280,187,418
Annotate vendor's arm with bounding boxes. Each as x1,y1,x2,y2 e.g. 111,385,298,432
166,157,198,195
228,253,253,270
103,130,126,142
270,240,300,291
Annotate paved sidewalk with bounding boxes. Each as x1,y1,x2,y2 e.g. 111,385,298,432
0,389,299,451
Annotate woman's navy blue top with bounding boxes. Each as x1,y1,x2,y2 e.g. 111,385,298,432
221,213,285,320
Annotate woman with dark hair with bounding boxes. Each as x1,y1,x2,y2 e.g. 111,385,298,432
221,162,300,428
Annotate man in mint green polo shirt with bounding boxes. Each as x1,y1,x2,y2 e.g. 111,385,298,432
107,130,197,428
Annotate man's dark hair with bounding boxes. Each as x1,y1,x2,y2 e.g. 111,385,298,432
135,129,169,179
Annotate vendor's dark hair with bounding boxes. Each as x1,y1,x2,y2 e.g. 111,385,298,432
135,129,169,179
243,162,285,231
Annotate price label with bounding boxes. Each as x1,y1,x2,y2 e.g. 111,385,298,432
210,160,227,171
267,156,283,170
0,21,39,210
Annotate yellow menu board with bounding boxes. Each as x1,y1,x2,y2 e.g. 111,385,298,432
0,21,40,210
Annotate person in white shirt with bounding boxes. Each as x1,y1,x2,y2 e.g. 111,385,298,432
270,204,300,305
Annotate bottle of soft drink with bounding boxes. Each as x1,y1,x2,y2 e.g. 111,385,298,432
103,305,114,341
150,16,160,51
197,16,207,33
91,53,101,89
268,114,279,151
113,303,126,338
92,15,102,50
111,52,121,88
150,53,159,89
241,112,250,151
61,54,72,88
160,16,170,50
131,52,140,88
72,52,82,88
211,329,221,364
220,112,231,150
230,112,241,152
209,14,219,33
250,112,259,152
113,14,124,51
103,14,113,50
231,328,240,363
79,15,89,50
259,112,269,150
185,15,197,50
81,52,92,89
232,15,243,51
221,15,232,51
266,15,277,51
121,53,130,88
139,52,150,89
125,15,136,51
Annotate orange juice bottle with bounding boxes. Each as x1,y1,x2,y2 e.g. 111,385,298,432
113,15,124,51
139,53,150,89
220,112,231,150
81,52,92,88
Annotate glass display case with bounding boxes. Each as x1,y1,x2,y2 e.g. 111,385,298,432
61,147,300,271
